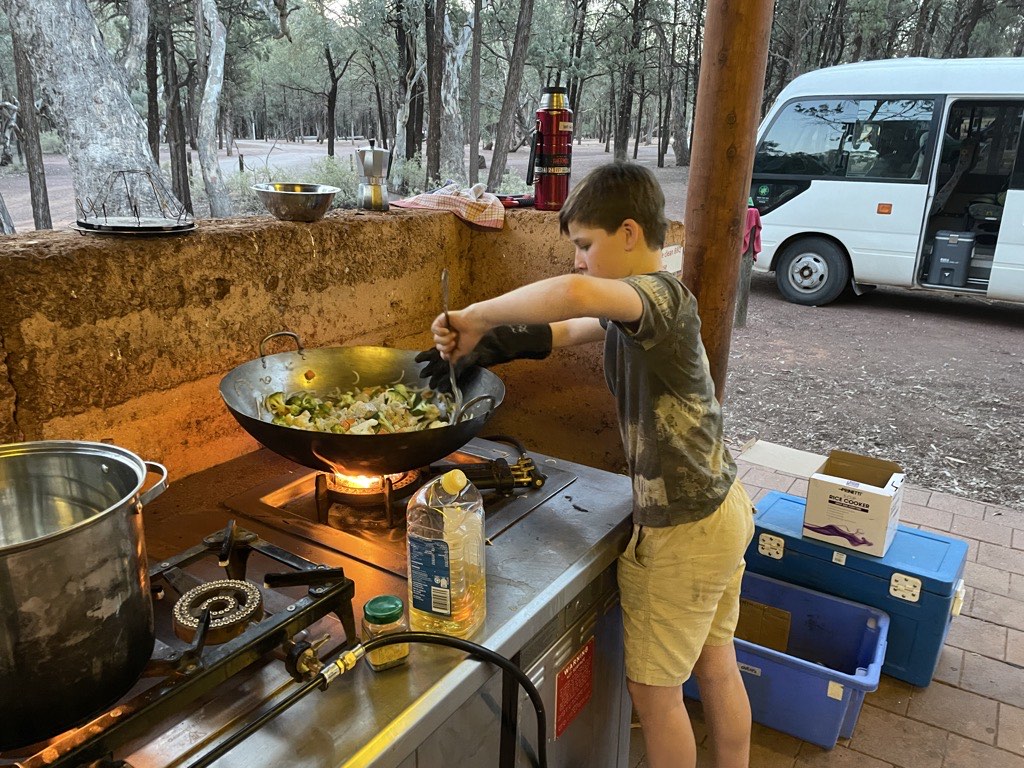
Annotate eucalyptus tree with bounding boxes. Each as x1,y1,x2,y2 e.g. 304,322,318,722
486,0,536,190
339,0,400,152
3,0,179,217
193,0,233,216
283,2,358,156
613,0,649,161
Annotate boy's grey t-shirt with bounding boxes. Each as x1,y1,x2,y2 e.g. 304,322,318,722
603,271,737,526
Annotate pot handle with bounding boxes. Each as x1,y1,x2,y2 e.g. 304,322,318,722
259,331,304,358
454,394,496,424
139,461,169,505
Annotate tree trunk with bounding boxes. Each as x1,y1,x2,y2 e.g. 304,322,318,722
119,0,149,89
11,32,51,229
156,4,192,213
921,2,941,57
683,0,772,402
632,72,645,159
614,0,648,161
658,2,678,167
425,0,444,184
605,78,615,153
567,0,589,116
369,57,388,148
789,0,808,79
671,46,690,166
468,0,483,185
4,0,180,217
911,0,933,56
197,0,232,217
957,0,988,56
0,193,14,234
486,0,534,190
146,25,160,161
440,14,472,179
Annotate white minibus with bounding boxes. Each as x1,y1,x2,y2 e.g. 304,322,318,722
751,57,1024,305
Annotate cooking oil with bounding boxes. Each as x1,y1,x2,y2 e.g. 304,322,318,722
406,469,486,638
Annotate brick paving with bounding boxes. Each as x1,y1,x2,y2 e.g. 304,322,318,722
629,447,1024,768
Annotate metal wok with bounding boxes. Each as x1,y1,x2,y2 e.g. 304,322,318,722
219,332,505,474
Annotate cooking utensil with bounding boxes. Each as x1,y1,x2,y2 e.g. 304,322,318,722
252,183,340,222
440,267,464,420
219,332,505,475
0,440,167,750
356,140,390,211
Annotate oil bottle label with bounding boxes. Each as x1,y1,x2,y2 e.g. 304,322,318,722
408,534,452,615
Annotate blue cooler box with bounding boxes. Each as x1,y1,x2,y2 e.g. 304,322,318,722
748,491,968,687
684,571,888,749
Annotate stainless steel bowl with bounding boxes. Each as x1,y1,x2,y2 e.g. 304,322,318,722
252,182,341,222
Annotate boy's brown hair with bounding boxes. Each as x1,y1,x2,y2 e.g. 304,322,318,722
558,161,669,249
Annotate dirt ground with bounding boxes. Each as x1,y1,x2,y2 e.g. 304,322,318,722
728,276,1024,510
3,141,1021,510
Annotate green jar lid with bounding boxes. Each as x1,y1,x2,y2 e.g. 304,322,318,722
363,594,405,625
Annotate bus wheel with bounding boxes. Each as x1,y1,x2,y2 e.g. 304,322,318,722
775,238,850,306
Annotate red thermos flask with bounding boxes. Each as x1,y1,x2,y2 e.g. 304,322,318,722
527,87,573,210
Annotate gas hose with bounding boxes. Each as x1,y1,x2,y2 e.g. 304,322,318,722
184,631,548,768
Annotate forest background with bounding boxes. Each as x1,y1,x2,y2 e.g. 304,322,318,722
1,0,1024,232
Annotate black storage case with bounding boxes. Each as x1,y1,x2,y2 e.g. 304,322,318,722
927,231,974,287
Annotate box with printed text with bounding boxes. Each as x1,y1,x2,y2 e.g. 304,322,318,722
804,450,905,557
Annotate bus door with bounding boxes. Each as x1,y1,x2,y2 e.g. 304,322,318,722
988,103,1024,301
920,100,1024,299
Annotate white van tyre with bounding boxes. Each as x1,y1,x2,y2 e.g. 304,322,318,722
775,237,851,306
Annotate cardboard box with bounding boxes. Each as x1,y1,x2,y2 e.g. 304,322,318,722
804,450,905,557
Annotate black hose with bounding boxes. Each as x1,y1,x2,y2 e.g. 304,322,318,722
183,632,547,768
363,632,548,768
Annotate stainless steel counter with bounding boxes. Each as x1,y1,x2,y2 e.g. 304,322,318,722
135,446,633,768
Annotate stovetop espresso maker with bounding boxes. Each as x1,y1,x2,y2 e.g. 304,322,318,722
356,140,390,212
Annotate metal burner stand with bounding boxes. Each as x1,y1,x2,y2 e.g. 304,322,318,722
11,523,356,768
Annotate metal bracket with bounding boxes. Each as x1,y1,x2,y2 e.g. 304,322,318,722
757,533,785,560
889,573,923,603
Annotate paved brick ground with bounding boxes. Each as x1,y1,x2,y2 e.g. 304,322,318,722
629,451,1024,768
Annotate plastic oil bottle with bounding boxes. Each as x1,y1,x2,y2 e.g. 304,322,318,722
406,469,486,638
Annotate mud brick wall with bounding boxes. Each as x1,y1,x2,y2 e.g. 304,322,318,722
0,208,680,480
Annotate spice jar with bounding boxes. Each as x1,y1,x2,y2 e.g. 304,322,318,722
361,595,410,671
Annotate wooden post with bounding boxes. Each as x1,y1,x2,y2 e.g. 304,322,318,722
681,0,772,402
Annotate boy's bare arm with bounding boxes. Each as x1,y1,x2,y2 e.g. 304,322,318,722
433,274,642,361
551,318,605,348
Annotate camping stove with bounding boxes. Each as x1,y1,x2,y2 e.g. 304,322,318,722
224,437,577,578
0,521,356,768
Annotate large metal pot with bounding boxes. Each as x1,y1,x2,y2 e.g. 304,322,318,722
219,332,506,474
0,440,167,750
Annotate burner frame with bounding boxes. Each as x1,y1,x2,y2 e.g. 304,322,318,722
10,527,356,768
224,441,578,579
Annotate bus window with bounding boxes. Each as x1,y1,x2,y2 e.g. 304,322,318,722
849,99,934,181
754,99,857,177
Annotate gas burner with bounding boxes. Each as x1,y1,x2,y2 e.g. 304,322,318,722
172,579,264,644
324,469,421,507
4,522,357,768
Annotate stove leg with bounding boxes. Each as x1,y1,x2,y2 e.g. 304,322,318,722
314,473,330,525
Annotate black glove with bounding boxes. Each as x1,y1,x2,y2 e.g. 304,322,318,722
415,324,553,392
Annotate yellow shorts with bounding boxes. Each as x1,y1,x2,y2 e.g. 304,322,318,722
617,480,755,687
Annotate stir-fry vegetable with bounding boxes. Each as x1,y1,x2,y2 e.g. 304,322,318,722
264,382,453,434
